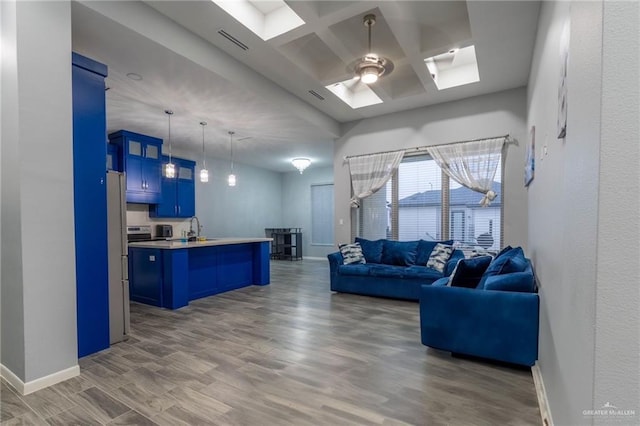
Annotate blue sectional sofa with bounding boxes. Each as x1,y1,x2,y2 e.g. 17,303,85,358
328,238,464,301
419,247,539,367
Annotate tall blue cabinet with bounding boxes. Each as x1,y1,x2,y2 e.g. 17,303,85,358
72,53,110,358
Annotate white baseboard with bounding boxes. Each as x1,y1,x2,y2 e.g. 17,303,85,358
300,256,327,261
1,363,80,395
532,363,553,426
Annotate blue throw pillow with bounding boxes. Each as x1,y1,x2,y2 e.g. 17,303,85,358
354,237,384,264
339,243,366,265
381,240,418,266
478,247,525,288
416,239,454,266
449,256,493,288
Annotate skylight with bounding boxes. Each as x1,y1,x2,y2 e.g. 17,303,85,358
325,78,383,109
424,45,480,90
213,0,305,41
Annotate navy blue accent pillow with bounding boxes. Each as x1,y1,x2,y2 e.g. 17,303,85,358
416,239,454,266
381,240,419,266
499,253,529,274
494,245,513,260
354,237,384,264
478,247,525,288
450,256,493,288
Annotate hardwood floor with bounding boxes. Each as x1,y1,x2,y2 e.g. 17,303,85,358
2,259,540,425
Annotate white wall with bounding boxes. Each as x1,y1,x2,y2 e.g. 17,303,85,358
334,87,528,248
527,1,639,424
282,166,334,258
1,0,78,384
593,1,638,421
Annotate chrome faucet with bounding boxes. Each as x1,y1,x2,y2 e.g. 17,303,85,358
188,216,201,239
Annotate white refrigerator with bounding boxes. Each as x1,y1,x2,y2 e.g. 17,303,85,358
107,171,130,344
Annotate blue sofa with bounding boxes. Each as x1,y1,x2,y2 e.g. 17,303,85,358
328,238,464,301
419,247,539,367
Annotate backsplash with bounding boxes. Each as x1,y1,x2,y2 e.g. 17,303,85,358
126,204,194,238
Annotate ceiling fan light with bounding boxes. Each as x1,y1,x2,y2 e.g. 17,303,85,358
360,67,379,84
228,173,236,187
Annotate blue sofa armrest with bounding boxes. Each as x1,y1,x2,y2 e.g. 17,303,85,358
483,272,535,293
419,285,539,366
431,277,449,286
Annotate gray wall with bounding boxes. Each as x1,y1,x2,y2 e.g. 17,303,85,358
1,1,78,382
333,87,528,248
194,155,284,239
527,1,639,424
282,166,335,259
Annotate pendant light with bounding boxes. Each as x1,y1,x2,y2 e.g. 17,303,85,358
227,131,236,187
164,110,176,178
199,121,209,183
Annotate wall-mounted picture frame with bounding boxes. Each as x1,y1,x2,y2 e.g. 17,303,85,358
557,20,570,139
525,125,535,187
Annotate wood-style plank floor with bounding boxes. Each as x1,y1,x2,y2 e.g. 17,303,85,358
2,259,540,425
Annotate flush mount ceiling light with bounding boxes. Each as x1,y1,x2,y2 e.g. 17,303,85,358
164,110,176,179
227,131,236,187
291,158,311,174
199,121,209,183
351,14,394,85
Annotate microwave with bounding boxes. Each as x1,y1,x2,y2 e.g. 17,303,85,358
156,224,173,238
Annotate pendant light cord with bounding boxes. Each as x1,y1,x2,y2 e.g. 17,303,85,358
200,121,207,169
165,110,173,162
229,131,235,173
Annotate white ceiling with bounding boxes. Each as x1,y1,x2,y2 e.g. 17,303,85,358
71,1,540,173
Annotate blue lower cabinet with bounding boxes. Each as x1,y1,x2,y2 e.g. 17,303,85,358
129,248,163,307
128,242,270,309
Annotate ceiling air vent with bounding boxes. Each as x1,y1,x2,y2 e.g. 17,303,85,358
217,29,249,51
308,90,325,100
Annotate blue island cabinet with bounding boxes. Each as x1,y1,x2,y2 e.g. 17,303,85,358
128,241,270,309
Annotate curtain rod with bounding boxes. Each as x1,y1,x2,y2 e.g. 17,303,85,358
343,134,510,161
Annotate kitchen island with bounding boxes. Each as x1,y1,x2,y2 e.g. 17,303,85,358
128,238,271,309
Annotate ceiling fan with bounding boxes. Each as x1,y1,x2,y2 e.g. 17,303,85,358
350,14,394,84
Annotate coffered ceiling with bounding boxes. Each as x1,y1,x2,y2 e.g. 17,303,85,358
71,1,540,172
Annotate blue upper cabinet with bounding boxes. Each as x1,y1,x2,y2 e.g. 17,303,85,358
108,130,163,203
150,156,195,218
72,52,110,358
106,143,119,171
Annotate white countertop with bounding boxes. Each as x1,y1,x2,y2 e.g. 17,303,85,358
128,237,272,250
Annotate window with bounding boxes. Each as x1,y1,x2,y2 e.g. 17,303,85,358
359,153,503,251
311,184,334,245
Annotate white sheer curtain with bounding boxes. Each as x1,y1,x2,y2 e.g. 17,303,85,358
348,151,404,208
426,137,505,207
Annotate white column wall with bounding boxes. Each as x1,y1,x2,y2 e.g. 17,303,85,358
1,0,78,385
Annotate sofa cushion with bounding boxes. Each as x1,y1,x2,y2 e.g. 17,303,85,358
449,256,493,288
339,243,366,265
404,266,443,281
416,239,454,265
381,240,419,266
338,264,372,277
355,237,384,264
478,247,526,288
368,264,408,279
426,243,454,273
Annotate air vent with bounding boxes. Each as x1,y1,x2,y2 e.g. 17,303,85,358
218,29,249,51
308,90,325,100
